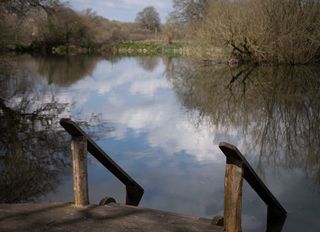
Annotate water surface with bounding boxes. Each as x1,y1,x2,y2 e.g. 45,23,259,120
1,55,320,231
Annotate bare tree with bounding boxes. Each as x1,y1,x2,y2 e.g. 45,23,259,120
170,0,208,25
163,22,176,44
135,6,160,32
181,0,320,64
0,0,60,16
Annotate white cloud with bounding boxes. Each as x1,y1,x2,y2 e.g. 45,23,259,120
68,0,173,22
120,0,171,9
129,78,168,96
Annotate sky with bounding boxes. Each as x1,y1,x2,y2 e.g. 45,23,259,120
66,0,174,23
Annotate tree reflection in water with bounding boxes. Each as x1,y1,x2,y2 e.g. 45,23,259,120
166,60,320,184
137,57,160,72
0,98,70,203
0,55,112,203
0,92,71,202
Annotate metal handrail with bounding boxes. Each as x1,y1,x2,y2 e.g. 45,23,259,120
60,118,144,206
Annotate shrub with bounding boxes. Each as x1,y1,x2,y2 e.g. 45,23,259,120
53,45,67,55
192,0,320,64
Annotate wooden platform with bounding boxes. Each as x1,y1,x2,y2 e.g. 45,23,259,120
0,203,223,232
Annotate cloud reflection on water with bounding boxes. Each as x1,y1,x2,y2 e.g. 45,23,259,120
59,57,233,162
3,55,320,231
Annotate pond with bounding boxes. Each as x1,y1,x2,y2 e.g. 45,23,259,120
0,55,320,231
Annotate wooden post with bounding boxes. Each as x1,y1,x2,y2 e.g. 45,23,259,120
219,142,286,231
60,118,144,207
224,159,243,232
71,136,89,206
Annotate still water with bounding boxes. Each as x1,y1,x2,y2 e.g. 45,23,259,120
1,55,320,231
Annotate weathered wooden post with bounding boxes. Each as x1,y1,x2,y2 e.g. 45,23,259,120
71,135,89,206
219,142,287,232
224,156,243,232
60,118,144,207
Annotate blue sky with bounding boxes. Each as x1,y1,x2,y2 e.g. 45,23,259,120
67,0,173,23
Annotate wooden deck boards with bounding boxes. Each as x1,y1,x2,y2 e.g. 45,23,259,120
0,203,223,232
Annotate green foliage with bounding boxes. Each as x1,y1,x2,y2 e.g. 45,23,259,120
82,41,94,49
13,44,33,53
115,41,183,56
53,45,67,55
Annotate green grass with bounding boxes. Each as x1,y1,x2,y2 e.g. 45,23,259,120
115,41,183,56
54,45,67,55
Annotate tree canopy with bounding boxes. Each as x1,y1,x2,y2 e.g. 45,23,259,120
170,0,208,25
135,6,160,32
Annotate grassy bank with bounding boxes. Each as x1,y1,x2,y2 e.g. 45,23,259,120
114,41,185,56
7,41,186,57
